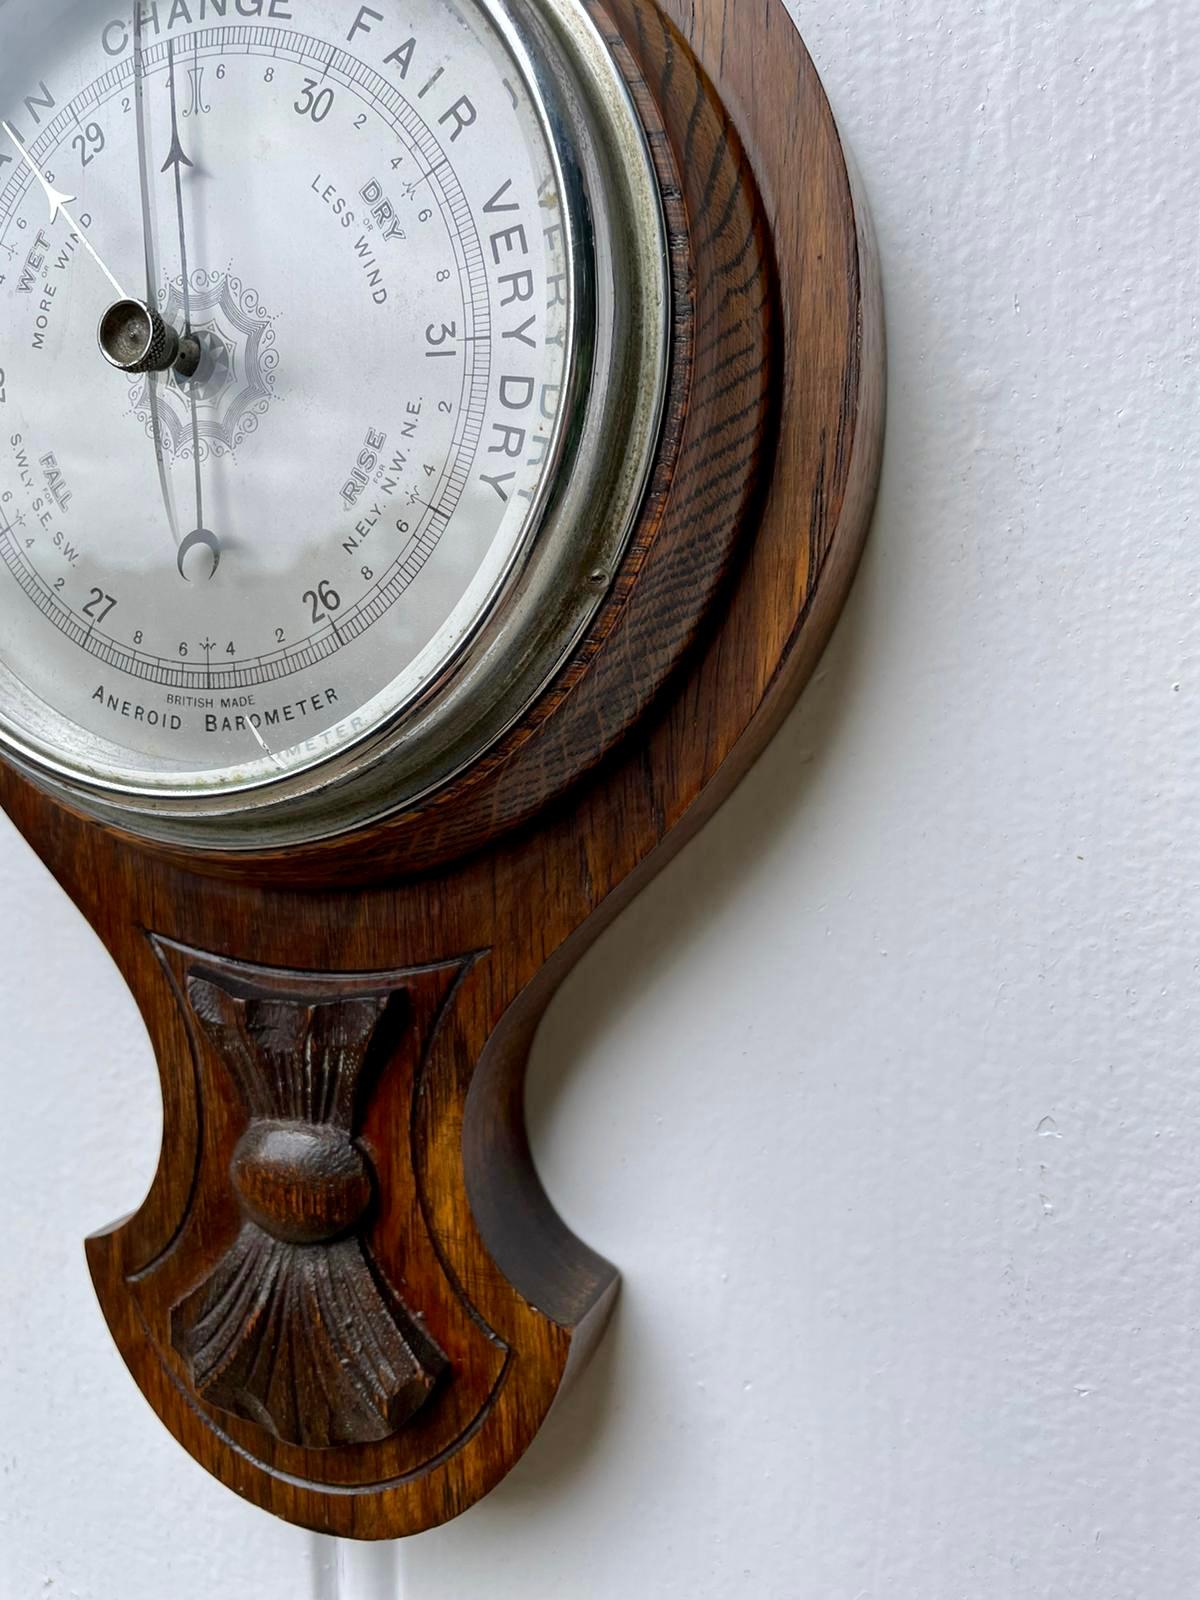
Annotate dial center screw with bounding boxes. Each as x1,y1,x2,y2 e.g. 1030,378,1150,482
97,298,201,378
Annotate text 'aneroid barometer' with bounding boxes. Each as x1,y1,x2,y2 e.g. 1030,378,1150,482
0,0,883,1538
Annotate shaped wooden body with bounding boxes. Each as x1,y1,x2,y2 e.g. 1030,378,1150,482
0,0,884,1539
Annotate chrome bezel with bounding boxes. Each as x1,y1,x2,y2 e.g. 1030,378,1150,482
0,0,670,848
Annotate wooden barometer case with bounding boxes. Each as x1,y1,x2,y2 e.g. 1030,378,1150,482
0,0,883,1539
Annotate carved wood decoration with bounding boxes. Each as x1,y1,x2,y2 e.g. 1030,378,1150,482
166,951,462,1449
0,0,885,1541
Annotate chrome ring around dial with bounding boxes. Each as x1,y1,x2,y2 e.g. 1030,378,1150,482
0,0,669,847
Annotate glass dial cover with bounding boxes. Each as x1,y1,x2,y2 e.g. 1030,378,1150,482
0,0,668,841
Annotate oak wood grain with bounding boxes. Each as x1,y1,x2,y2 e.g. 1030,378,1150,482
0,0,885,1539
169,960,450,1450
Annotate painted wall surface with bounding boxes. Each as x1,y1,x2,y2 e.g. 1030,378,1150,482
3,1,1199,1595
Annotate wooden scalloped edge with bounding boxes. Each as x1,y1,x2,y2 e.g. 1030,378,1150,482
1,0,884,1541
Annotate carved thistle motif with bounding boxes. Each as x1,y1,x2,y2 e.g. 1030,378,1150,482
170,971,447,1449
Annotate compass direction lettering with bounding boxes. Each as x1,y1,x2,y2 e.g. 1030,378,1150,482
0,10,577,786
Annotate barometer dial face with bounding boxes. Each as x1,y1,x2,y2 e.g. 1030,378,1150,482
0,0,644,807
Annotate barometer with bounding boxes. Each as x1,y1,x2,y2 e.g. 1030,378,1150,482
0,0,884,1540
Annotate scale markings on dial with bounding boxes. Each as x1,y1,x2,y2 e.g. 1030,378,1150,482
0,3,575,787
0,0,884,1543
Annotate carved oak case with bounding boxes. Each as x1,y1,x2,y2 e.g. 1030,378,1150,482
0,0,883,1540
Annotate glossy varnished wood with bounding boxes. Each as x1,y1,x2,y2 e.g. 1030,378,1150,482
0,0,885,1539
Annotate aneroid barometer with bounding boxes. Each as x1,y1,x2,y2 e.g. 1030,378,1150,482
0,0,883,1539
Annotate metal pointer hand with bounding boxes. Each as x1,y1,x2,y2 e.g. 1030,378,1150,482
162,32,219,582
3,113,196,379
129,0,182,563
1,120,126,298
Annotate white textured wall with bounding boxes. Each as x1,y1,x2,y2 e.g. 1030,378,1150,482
4,1,1200,1594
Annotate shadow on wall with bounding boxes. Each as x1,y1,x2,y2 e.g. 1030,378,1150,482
492,525,890,1521
461,213,947,1528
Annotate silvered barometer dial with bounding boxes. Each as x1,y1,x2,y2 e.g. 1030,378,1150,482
0,0,884,1545
0,0,667,842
